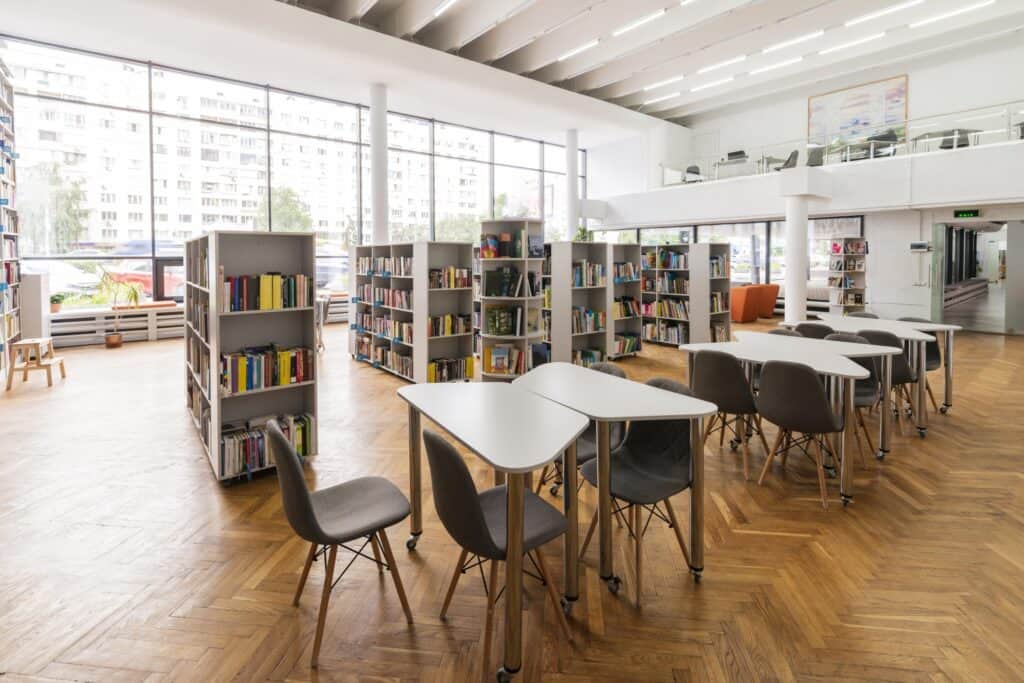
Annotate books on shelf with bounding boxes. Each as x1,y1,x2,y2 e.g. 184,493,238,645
187,299,209,339
483,343,529,376
220,346,314,396
571,306,606,334
429,266,471,289
1,237,15,260
427,356,474,383
485,306,522,336
831,291,865,305
532,342,551,366
373,346,412,378
827,275,863,288
373,316,414,343
642,250,658,270
542,284,552,308
657,273,688,294
2,260,19,285
712,322,730,342
358,256,413,276
657,321,687,345
656,299,688,320
372,288,412,309
353,311,372,332
541,310,551,342
709,255,728,278
572,348,604,368
528,234,545,258
571,260,606,287
710,291,727,313
188,336,210,394
660,250,688,269
612,332,640,356
220,412,316,479
221,272,313,312
480,232,522,258
355,333,372,359
831,239,868,255
613,262,639,282
830,256,866,271
613,296,641,319
427,313,472,337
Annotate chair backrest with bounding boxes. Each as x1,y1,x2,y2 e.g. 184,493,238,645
755,361,842,435
794,322,834,339
769,328,802,337
686,165,700,175
824,332,877,379
857,329,915,384
847,311,878,318
421,429,502,559
268,420,323,543
691,350,755,415
897,316,941,364
589,361,626,379
780,150,799,169
806,147,824,167
620,378,693,466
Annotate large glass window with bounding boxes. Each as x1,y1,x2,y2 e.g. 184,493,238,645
152,68,267,128
388,113,430,153
435,123,489,161
270,91,359,142
388,150,431,242
769,217,862,285
698,223,767,284
591,229,638,244
640,227,694,245
494,166,540,219
22,258,156,307
435,157,489,242
495,134,540,169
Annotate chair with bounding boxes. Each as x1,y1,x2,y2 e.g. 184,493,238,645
769,327,802,337
579,378,696,604
774,150,798,170
692,350,772,480
268,420,413,668
730,286,760,323
422,430,571,676
825,332,881,463
898,316,942,413
794,322,834,339
857,329,919,430
535,362,626,496
756,361,844,509
755,283,780,318
806,147,825,167
847,311,878,319
685,165,703,183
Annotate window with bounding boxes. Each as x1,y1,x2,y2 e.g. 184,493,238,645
768,217,862,284
543,143,566,174
387,113,430,153
543,172,568,241
270,91,359,142
640,227,694,245
22,259,155,309
494,166,540,219
435,157,489,242
435,123,489,161
495,135,540,168
388,150,431,241
591,229,638,244
698,223,767,284
152,68,267,128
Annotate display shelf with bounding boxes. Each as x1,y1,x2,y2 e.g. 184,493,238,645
828,237,868,313
545,241,610,368
0,58,18,386
638,243,730,345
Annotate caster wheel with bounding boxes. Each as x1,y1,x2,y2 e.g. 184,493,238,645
560,596,573,616
875,450,886,461
940,405,950,414
405,535,419,551
825,466,838,479
917,428,926,438
729,439,739,452
549,484,561,497
606,576,622,594
842,496,852,507
905,408,913,418
496,668,514,683
691,569,702,583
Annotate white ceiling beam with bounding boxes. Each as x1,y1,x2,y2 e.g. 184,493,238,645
381,0,449,38
417,0,536,53
326,0,381,21
458,0,597,64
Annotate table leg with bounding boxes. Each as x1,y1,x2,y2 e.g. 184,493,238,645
500,472,525,680
840,377,856,506
597,421,616,591
942,331,954,412
915,340,928,438
562,442,579,604
689,416,704,581
406,405,422,550
879,355,892,460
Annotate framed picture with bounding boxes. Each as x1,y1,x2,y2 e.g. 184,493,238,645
808,76,908,151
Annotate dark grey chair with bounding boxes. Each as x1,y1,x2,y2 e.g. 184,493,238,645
775,150,799,170
268,420,413,668
536,362,625,496
857,329,919,430
579,378,696,604
769,328,803,337
898,316,942,413
825,332,881,464
806,147,824,167
755,361,843,509
848,311,878,319
422,430,571,673
691,350,771,480
794,322,834,339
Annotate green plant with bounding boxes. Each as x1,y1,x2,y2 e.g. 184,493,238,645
98,268,143,334
574,226,590,242
50,292,68,305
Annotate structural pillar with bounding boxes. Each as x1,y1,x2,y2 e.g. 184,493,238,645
566,129,580,238
370,83,389,244
784,195,808,323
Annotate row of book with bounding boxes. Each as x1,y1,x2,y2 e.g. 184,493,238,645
189,245,209,288
220,346,314,396
643,321,688,345
571,306,606,334
831,239,868,255
613,261,639,282
427,313,471,338
541,310,551,341
3,310,19,339
710,291,728,313
427,356,474,383
220,412,316,479
188,300,209,339
612,332,641,356
357,256,413,276
480,232,545,259
661,251,688,270
572,260,606,287
830,257,866,271
832,292,866,305
613,296,641,319
2,260,19,285
712,322,730,342
657,273,689,294
482,266,542,297
1,282,18,312
572,348,604,368
482,343,530,376
372,288,412,310
1,238,14,259
188,336,210,396
542,285,552,309
373,317,413,343
828,275,863,289
485,305,539,336
353,311,372,331
221,273,313,312
375,347,413,378
355,334,372,359
429,266,471,289
643,299,689,320
709,255,728,278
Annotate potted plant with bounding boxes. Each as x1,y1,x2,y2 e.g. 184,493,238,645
98,270,142,348
574,226,590,242
50,292,67,313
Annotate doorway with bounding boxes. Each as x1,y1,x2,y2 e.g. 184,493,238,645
940,222,1012,333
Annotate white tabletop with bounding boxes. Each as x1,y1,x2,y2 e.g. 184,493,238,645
398,383,589,474
679,340,870,380
781,316,934,342
735,331,902,358
816,313,961,333
512,361,717,421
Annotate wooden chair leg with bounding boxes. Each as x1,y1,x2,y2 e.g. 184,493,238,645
857,408,876,455
758,429,786,486
718,413,727,449
377,529,413,624
740,433,751,481
663,498,691,568
702,414,718,452
369,534,384,574
5,355,15,390
533,549,572,642
311,544,337,668
632,504,643,606
753,416,771,456
59,359,67,379
294,541,318,607
440,548,469,620
927,383,939,413
535,465,549,495
480,558,500,683
580,508,598,559
811,437,829,510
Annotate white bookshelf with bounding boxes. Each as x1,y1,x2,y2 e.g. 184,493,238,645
478,219,545,381
547,241,609,367
605,243,643,358
1,57,20,386
828,237,868,314
640,243,730,345
349,241,475,383
184,231,319,482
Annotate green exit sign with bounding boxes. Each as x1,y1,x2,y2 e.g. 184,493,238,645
954,209,981,219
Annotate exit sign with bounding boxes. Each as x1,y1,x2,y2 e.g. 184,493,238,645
954,209,981,219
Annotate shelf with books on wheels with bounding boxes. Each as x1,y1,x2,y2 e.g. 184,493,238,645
637,243,728,345
547,241,609,368
605,243,643,360
185,230,318,483
0,57,18,387
479,219,545,380
827,237,868,314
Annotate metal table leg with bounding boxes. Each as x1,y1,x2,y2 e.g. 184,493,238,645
499,473,525,680
562,442,579,606
689,416,705,581
915,340,928,438
878,355,892,460
840,377,856,506
597,421,618,593
942,331,954,413
406,406,422,550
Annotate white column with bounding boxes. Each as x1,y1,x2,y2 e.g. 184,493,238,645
370,83,389,244
784,195,808,323
565,129,579,238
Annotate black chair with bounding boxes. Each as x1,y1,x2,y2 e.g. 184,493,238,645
847,311,878,319
825,332,881,463
756,361,844,509
794,322,834,339
691,350,771,480
774,150,799,170
685,165,703,182
806,147,824,167
769,328,803,337
268,420,413,668
857,329,919,430
898,316,942,413
422,430,571,675
579,378,696,604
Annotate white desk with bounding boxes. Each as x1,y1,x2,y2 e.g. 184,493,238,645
513,362,717,595
398,383,588,680
680,339,868,505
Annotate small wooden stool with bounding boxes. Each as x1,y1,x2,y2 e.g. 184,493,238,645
5,337,66,391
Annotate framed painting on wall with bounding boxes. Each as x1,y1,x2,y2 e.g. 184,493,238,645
808,75,908,157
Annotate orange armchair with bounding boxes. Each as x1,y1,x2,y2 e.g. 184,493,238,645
730,285,760,324
755,283,779,318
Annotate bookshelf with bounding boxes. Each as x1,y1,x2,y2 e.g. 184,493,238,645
472,244,481,358
478,219,545,380
640,243,730,345
1,57,19,386
546,241,609,367
349,241,475,383
184,231,319,482
828,237,868,314
606,243,643,359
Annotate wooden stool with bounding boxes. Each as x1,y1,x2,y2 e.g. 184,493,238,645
5,337,66,391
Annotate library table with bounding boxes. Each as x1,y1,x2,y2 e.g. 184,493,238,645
513,362,717,596
398,382,588,681
680,338,868,505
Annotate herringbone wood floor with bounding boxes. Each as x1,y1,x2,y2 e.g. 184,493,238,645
1,322,1022,682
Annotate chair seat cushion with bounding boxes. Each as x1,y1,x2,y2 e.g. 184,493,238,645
575,421,625,466
311,476,411,544
478,486,567,558
855,381,879,408
580,447,691,506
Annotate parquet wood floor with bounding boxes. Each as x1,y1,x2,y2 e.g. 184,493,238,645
1,322,1022,682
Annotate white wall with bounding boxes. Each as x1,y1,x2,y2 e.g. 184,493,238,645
863,212,933,319
587,120,692,200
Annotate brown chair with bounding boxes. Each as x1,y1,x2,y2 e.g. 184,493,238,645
268,420,413,668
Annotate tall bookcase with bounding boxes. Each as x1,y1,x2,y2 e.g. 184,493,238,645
606,243,643,358
547,241,609,367
184,231,319,482
1,57,20,385
349,241,475,383
640,243,730,345
828,237,868,314
478,219,545,381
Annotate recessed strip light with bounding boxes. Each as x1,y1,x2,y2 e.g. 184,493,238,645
910,0,995,28
680,0,697,6
643,92,681,106
750,56,803,75
434,0,458,18
558,39,600,62
697,54,746,74
762,30,825,54
642,74,686,91
691,76,734,92
846,0,924,26
818,32,885,55
613,9,666,37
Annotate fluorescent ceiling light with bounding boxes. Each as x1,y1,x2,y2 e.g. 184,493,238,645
819,32,885,55
762,30,825,54
697,55,746,74
680,0,697,6
642,74,686,91
434,0,458,18
910,0,995,28
846,0,924,26
691,76,734,92
643,92,681,106
750,56,803,75
558,39,600,62
613,9,666,37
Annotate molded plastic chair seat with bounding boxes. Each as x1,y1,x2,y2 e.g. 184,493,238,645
794,322,834,339
580,449,691,506
478,486,568,559
310,477,411,545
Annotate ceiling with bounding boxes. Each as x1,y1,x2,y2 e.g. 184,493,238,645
280,0,1024,123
